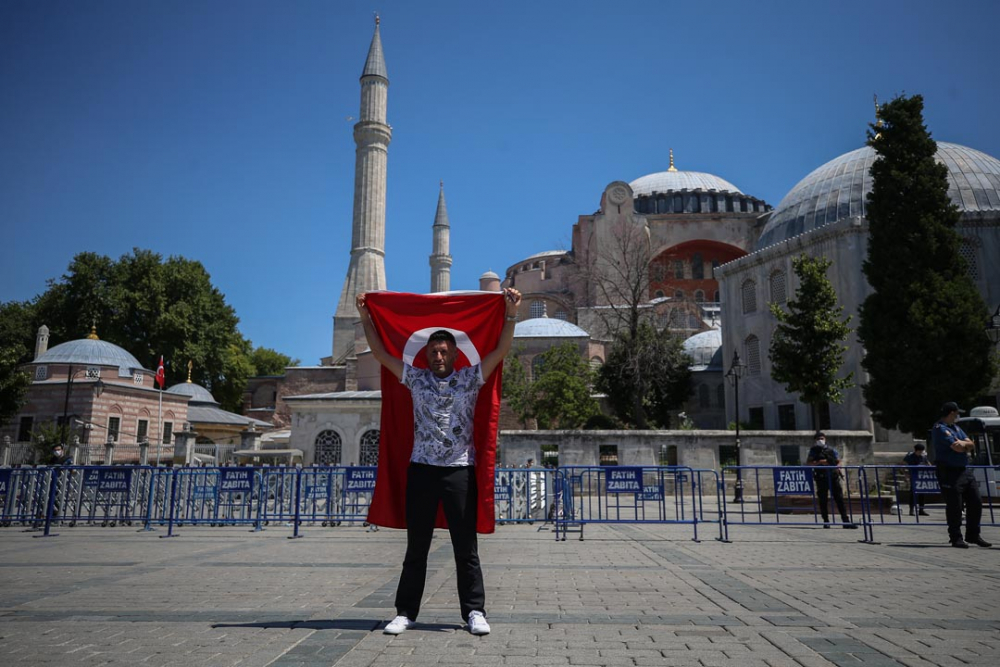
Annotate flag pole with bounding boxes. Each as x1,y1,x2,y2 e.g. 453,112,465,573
156,386,162,466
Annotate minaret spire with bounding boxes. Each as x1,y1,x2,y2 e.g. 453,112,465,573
668,148,677,172
430,181,452,293
332,19,393,361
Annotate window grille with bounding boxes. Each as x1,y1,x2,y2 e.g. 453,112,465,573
673,261,684,279
359,430,380,466
692,253,704,279
315,430,343,466
960,240,980,280
554,310,568,321
529,300,545,318
769,270,787,304
741,279,757,313
745,335,761,375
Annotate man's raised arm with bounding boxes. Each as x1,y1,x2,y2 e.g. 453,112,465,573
481,288,521,381
356,293,404,381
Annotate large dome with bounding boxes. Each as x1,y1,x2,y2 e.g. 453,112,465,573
32,338,144,374
757,142,1000,250
630,170,743,198
514,318,589,339
683,328,723,372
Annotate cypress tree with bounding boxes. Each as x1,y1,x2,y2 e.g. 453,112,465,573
858,94,995,437
769,254,854,429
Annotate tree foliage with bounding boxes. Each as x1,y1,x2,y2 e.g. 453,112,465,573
1,249,294,412
250,347,299,376
0,343,31,429
528,343,599,429
769,254,854,427
501,345,532,428
858,94,996,436
595,322,692,428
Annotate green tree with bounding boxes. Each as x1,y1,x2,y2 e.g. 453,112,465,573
528,343,599,429
769,254,854,428
501,345,533,428
858,94,996,436
250,346,300,376
0,343,31,429
595,322,692,428
1,249,293,413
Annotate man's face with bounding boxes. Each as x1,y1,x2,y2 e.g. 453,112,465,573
816,438,825,446
426,340,457,378
944,410,958,424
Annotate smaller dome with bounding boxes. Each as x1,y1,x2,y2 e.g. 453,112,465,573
479,270,500,280
514,318,590,338
32,338,144,374
630,170,743,198
683,329,723,372
167,381,218,405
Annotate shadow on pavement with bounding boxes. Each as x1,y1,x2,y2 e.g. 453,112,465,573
211,619,464,632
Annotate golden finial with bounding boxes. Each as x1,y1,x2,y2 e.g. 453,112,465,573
186,360,193,383
667,148,678,172
86,324,99,340
375,13,380,26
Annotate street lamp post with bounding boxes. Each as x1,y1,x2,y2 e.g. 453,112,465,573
60,365,104,446
987,304,1000,345
725,350,747,503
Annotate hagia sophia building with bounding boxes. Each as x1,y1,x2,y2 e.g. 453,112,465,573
7,19,998,466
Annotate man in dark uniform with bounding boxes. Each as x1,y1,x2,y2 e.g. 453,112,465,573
806,432,857,529
932,402,991,548
902,443,930,516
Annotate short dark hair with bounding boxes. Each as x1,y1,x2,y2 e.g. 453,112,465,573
814,431,825,440
427,330,456,347
914,443,926,451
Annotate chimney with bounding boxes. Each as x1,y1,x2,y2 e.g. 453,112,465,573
35,325,50,360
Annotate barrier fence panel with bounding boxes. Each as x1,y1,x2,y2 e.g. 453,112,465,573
0,467,51,527
722,466,873,542
552,466,725,542
494,468,556,524
51,466,161,527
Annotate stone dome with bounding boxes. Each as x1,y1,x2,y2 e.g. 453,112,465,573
479,270,500,280
32,338,144,374
683,328,723,372
629,170,743,198
167,381,218,405
757,142,1000,250
514,318,590,339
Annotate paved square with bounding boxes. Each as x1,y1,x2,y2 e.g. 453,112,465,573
1,521,998,666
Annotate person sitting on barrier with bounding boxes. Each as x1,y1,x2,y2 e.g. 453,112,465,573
902,443,931,516
357,288,521,637
932,402,991,549
806,432,857,529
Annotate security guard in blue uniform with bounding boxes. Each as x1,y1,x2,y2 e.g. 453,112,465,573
806,432,857,529
932,402,991,549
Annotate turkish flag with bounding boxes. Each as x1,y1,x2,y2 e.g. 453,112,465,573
155,356,165,389
364,291,506,534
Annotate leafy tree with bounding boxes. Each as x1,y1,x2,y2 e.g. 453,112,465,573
769,254,854,428
596,322,692,428
1,249,294,413
501,345,532,428
250,346,299,376
528,343,599,429
0,343,31,429
858,94,996,436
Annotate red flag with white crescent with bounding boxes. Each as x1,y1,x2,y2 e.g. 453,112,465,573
155,356,165,389
364,291,505,534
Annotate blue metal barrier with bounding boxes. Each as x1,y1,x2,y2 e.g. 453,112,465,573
552,466,725,542
721,465,874,542
0,467,51,528
494,468,556,525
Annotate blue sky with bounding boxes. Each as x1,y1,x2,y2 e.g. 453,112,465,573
3,0,999,366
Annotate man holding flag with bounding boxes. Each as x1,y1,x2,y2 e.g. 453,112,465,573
356,288,521,636
155,355,165,465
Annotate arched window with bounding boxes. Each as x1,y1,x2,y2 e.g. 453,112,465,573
529,300,546,319
745,335,761,375
769,269,787,304
673,261,684,279
554,310,568,321
359,430,380,467
714,290,721,302
741,279,757,313
590,356,603,370
674,290,685,300
716,384,725,408
698,384,710,408
314,430,342,466
654,290,665,299
694,289,705,303
531,355,545,381
691,253,704,279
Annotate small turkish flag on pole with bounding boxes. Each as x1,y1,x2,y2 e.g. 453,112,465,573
155,356,165,389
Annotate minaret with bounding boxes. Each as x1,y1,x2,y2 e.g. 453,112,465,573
34,325,49,360
332,17,392,362
429,181,452,293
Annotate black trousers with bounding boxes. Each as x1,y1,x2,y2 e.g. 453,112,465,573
395,464,485,622
815,471,850,523
935,466,982,543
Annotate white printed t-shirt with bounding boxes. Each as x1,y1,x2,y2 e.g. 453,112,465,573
402,363,484,466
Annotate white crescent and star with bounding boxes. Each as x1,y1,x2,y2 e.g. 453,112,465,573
402,327,481,366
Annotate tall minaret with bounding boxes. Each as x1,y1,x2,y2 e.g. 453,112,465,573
429,181,452,293
332,17,392,362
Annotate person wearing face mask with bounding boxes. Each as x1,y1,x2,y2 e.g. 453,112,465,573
806,432,857,529
932,402,991,549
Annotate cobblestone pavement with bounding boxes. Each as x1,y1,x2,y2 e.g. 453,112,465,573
1,520,998,666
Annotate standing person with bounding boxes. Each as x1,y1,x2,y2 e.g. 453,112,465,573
932,402,991,549
902,443,931,516
356,288,521,636
806,432,857,529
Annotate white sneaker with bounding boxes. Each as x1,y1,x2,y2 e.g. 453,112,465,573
467,610,490,635
383,615,414,635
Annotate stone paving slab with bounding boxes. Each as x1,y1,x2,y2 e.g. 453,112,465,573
0,521,998,666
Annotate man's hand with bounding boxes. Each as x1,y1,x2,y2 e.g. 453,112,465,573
356,293,368,316
503,288,521,318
